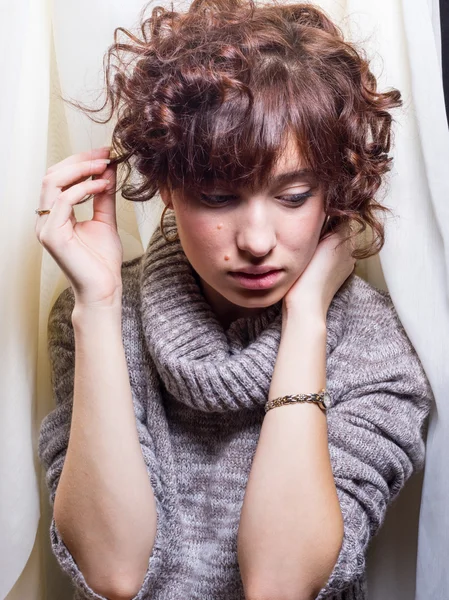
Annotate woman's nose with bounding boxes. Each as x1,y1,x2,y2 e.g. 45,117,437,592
236,216,277,258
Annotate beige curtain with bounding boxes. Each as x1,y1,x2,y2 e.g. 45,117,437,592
3,1,447,598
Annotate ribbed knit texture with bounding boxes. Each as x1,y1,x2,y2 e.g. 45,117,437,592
38,212,434,600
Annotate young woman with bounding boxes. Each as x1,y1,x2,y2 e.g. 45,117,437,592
36,1,433,599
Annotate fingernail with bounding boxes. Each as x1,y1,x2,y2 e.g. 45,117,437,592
95,159,111,164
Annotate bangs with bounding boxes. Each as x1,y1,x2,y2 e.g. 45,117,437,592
164,66,326,195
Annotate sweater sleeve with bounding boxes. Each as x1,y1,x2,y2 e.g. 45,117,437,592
314,284,434,599
37,284,166,600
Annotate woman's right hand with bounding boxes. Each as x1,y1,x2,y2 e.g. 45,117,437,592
35,147,123,309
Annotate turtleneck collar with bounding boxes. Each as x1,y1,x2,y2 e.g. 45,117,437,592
139,211,351,413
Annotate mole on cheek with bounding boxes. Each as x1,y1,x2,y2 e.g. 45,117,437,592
217,223,223,230
224,255,230,261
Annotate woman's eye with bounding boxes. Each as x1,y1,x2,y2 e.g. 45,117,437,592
199,193,236,205
277,191,313,205
199,191,313,206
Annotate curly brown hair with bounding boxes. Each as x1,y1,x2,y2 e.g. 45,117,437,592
63,0,402,260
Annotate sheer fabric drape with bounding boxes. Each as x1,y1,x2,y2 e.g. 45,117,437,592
2,1,447,598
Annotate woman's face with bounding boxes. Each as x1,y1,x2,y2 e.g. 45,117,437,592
160,134,327,328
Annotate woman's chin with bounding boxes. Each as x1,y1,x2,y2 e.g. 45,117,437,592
222,289,284,310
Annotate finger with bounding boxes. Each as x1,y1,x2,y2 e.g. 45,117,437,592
36,163,108,233
46,146,111,175
92,163,118,229
335,220,356,247
40,179,110,240
59,149,114,192
36,151,112,233
51,158,112,190
39,158,112,215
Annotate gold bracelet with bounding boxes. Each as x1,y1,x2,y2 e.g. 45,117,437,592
265,389,331,413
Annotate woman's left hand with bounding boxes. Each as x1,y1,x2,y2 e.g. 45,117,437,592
283,221,357,319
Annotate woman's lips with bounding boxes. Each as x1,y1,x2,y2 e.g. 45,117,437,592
228,270,283,290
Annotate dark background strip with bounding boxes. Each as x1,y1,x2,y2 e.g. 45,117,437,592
441,0,449,125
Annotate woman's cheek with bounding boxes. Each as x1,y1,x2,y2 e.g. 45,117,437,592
178,217,224,267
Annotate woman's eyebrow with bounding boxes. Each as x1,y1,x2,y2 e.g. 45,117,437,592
206,169,317,192
267,169,316,187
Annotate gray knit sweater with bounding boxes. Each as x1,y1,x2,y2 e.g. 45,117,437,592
38,216,434,600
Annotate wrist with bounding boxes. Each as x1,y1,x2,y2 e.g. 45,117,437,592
282,293,328,320
282,302,327,332
72,301,123,331
73,286,123,311
270,311,327,399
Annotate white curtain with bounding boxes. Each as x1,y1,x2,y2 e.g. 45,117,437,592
2,0,448,598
